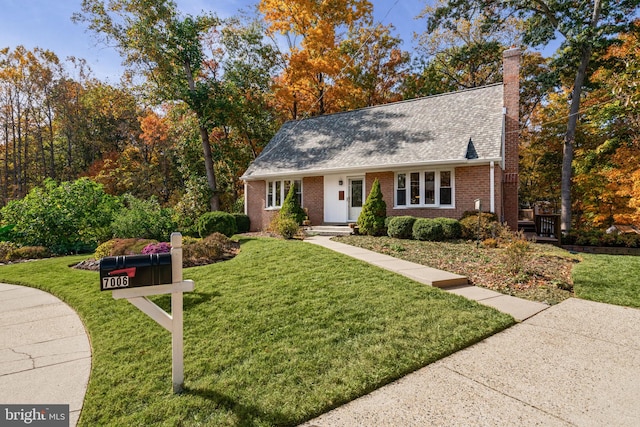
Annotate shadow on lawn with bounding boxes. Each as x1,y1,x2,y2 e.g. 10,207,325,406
152,291,221,312
182,385,298,427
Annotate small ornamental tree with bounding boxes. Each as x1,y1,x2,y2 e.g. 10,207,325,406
357,178,387,236
280,183,306,225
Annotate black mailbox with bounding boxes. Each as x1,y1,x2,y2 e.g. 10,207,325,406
100,253,172,291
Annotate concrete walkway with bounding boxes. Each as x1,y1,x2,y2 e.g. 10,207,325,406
301,298,640,426
0,283,91,427
306,235,548,321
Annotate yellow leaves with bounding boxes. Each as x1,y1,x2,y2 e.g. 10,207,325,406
261,0,374,118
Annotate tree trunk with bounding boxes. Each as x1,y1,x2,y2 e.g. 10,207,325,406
560,0,601,233
183,59,219,211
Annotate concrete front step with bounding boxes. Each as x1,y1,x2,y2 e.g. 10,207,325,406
305,225,354,236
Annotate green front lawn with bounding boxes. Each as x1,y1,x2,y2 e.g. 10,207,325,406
0,238,513,426
573,253,640,308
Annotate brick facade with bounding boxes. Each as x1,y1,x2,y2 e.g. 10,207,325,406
245,177,325,232
302,176,324,226
365,165,499,220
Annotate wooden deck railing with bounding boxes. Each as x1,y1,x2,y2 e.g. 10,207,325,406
535,214,561,239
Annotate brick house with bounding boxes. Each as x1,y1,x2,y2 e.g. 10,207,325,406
242,48,520,232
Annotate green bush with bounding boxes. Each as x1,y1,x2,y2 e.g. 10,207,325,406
0,178,121,254
0,224,15,242
196,211,237,238
387,216,416,239
111,194,176,241
357,178,387,236
562,229,640,248
280,184,306,225
7,246,50,261
412,218,445,241
434,217,462,240
270,214,300,239
460,212,499,240
232,213,251,233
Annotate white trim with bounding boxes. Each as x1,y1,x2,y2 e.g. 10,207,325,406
490,161,495,213
242,158,502,181
264,178,303,209
501,108,506,170
243,181,248,215
347,176,365,222
393,169,455,209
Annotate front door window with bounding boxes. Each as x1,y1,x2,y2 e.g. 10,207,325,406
348,178,364,221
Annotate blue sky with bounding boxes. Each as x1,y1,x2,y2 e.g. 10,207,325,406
0,0,426,82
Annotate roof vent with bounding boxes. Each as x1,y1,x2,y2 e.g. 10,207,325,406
465,138,478,159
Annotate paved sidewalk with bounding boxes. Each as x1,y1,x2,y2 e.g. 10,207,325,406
301,298,640,426
306,235,548,321
0,283,91,427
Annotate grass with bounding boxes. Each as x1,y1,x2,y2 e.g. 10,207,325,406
0,237,513,426
335,235,579,305
573,253,640,308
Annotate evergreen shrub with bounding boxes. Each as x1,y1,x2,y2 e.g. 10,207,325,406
196,211,237,238
357,178,387,236
232,213,251,233
387,216,416,239
280,184,306,225
434,217,462,240
412,218,444,241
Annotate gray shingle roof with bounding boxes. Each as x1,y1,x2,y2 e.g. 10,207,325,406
243,83,504,179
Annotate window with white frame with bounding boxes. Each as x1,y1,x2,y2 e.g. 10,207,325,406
266,179,302,208
395,170,454,207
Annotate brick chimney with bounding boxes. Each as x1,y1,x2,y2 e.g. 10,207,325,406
502,48,520,231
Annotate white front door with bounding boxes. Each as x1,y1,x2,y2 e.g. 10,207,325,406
348,178,365,222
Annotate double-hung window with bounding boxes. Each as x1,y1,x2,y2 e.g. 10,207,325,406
395,170,454,207
266,179,302,208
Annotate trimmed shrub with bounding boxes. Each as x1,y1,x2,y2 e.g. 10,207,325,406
387,216,416,239
434,217,462,240
460,212,499,240
280,184,306,225
232,213,251,233
7,246,50,261
196,211,237,238
357,178,387,236
412,218,445,241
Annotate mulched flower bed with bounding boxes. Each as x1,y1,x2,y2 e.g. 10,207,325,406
334,235,580,305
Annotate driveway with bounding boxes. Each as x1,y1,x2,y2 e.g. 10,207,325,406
302,298,640,426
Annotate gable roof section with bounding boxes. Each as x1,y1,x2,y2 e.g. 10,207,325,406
243,83,504,180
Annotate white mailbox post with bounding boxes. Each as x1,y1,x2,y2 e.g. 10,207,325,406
106,232,194,393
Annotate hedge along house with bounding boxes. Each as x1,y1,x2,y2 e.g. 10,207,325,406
242,48,520,232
